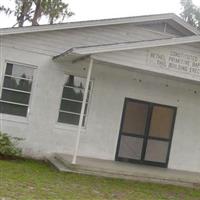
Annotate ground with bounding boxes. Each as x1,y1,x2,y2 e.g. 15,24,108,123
0,160,200,200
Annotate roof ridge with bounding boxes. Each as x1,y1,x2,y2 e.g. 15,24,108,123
1,13,197,36
0,13,175,31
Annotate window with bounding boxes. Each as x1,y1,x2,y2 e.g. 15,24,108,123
58,75,92,126
0,63,34,117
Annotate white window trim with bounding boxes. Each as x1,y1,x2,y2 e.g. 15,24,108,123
63,85,85,91
0,60,6,99
2,87,31,94
5,60,37,70
0,60,37,122
55,73,94,130
61,97,89,104
59,110,86,116
4,74,33,81
0,100,29,107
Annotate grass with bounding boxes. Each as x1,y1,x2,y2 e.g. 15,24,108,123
0,160,200,200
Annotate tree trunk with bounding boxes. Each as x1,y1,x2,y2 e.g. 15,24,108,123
32,0,42,26
50,17,54,25
17,0,31,27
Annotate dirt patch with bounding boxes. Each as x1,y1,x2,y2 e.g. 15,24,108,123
0,154,24,160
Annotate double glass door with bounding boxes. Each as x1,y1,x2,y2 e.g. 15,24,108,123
116,98,176,167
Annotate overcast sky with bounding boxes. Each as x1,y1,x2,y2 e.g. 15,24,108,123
1,0,200,28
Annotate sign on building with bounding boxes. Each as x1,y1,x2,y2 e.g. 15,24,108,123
147,49,200,76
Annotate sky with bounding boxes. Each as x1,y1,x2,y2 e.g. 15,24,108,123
1,0,200,28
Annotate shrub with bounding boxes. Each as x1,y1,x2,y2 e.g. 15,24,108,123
0,131,22,157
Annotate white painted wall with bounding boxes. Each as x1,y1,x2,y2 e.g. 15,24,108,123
1,44,200,173
1,23,200,173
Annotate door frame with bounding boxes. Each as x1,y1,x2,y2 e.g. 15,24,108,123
115,97,177,168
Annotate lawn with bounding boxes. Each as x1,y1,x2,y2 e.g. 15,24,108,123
0,160,200,200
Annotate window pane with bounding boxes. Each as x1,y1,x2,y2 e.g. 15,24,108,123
60,100,87,114
0,102,27,117
5,63,33,80
122,101,149,135
149,106,174,139
58,112,85,125
64,75,92,90
65,75,86,89
3,76,32,92
63,87,90,102
1,89,30,104
144,139,169,163
118,135,143,160
62,87,84,101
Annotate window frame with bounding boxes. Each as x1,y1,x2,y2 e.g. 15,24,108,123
0,60,37,120
56,73,93,129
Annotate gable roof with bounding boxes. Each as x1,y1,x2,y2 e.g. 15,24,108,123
0,13,199,36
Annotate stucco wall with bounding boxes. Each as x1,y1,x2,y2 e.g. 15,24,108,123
1,45,200,173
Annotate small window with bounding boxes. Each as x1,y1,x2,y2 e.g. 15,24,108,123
58,75,92,126
0,63,34,117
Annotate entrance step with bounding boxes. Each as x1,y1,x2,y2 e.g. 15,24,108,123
47,153,200,188
47,155,72,172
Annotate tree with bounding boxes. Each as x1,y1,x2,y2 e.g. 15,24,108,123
0,0,74,27
15,0,33,27
44,0,74,25
180,0,200,29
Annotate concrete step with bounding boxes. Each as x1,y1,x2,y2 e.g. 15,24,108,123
52,153,200,188
47,155,72,172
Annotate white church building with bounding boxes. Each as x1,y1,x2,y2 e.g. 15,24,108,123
1,13,200,174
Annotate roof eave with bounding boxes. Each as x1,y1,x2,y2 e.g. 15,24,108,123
53,35,200,62
171,15,200,35
0,13,198,36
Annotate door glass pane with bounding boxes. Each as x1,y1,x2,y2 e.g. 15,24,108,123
122,101,148,135
144,139,169,163
118,135,143,160
149,106,174,139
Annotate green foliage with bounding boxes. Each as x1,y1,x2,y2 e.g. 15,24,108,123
180,0,200,29
42,0,74,25
0,131,22,157
0,0,74,27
